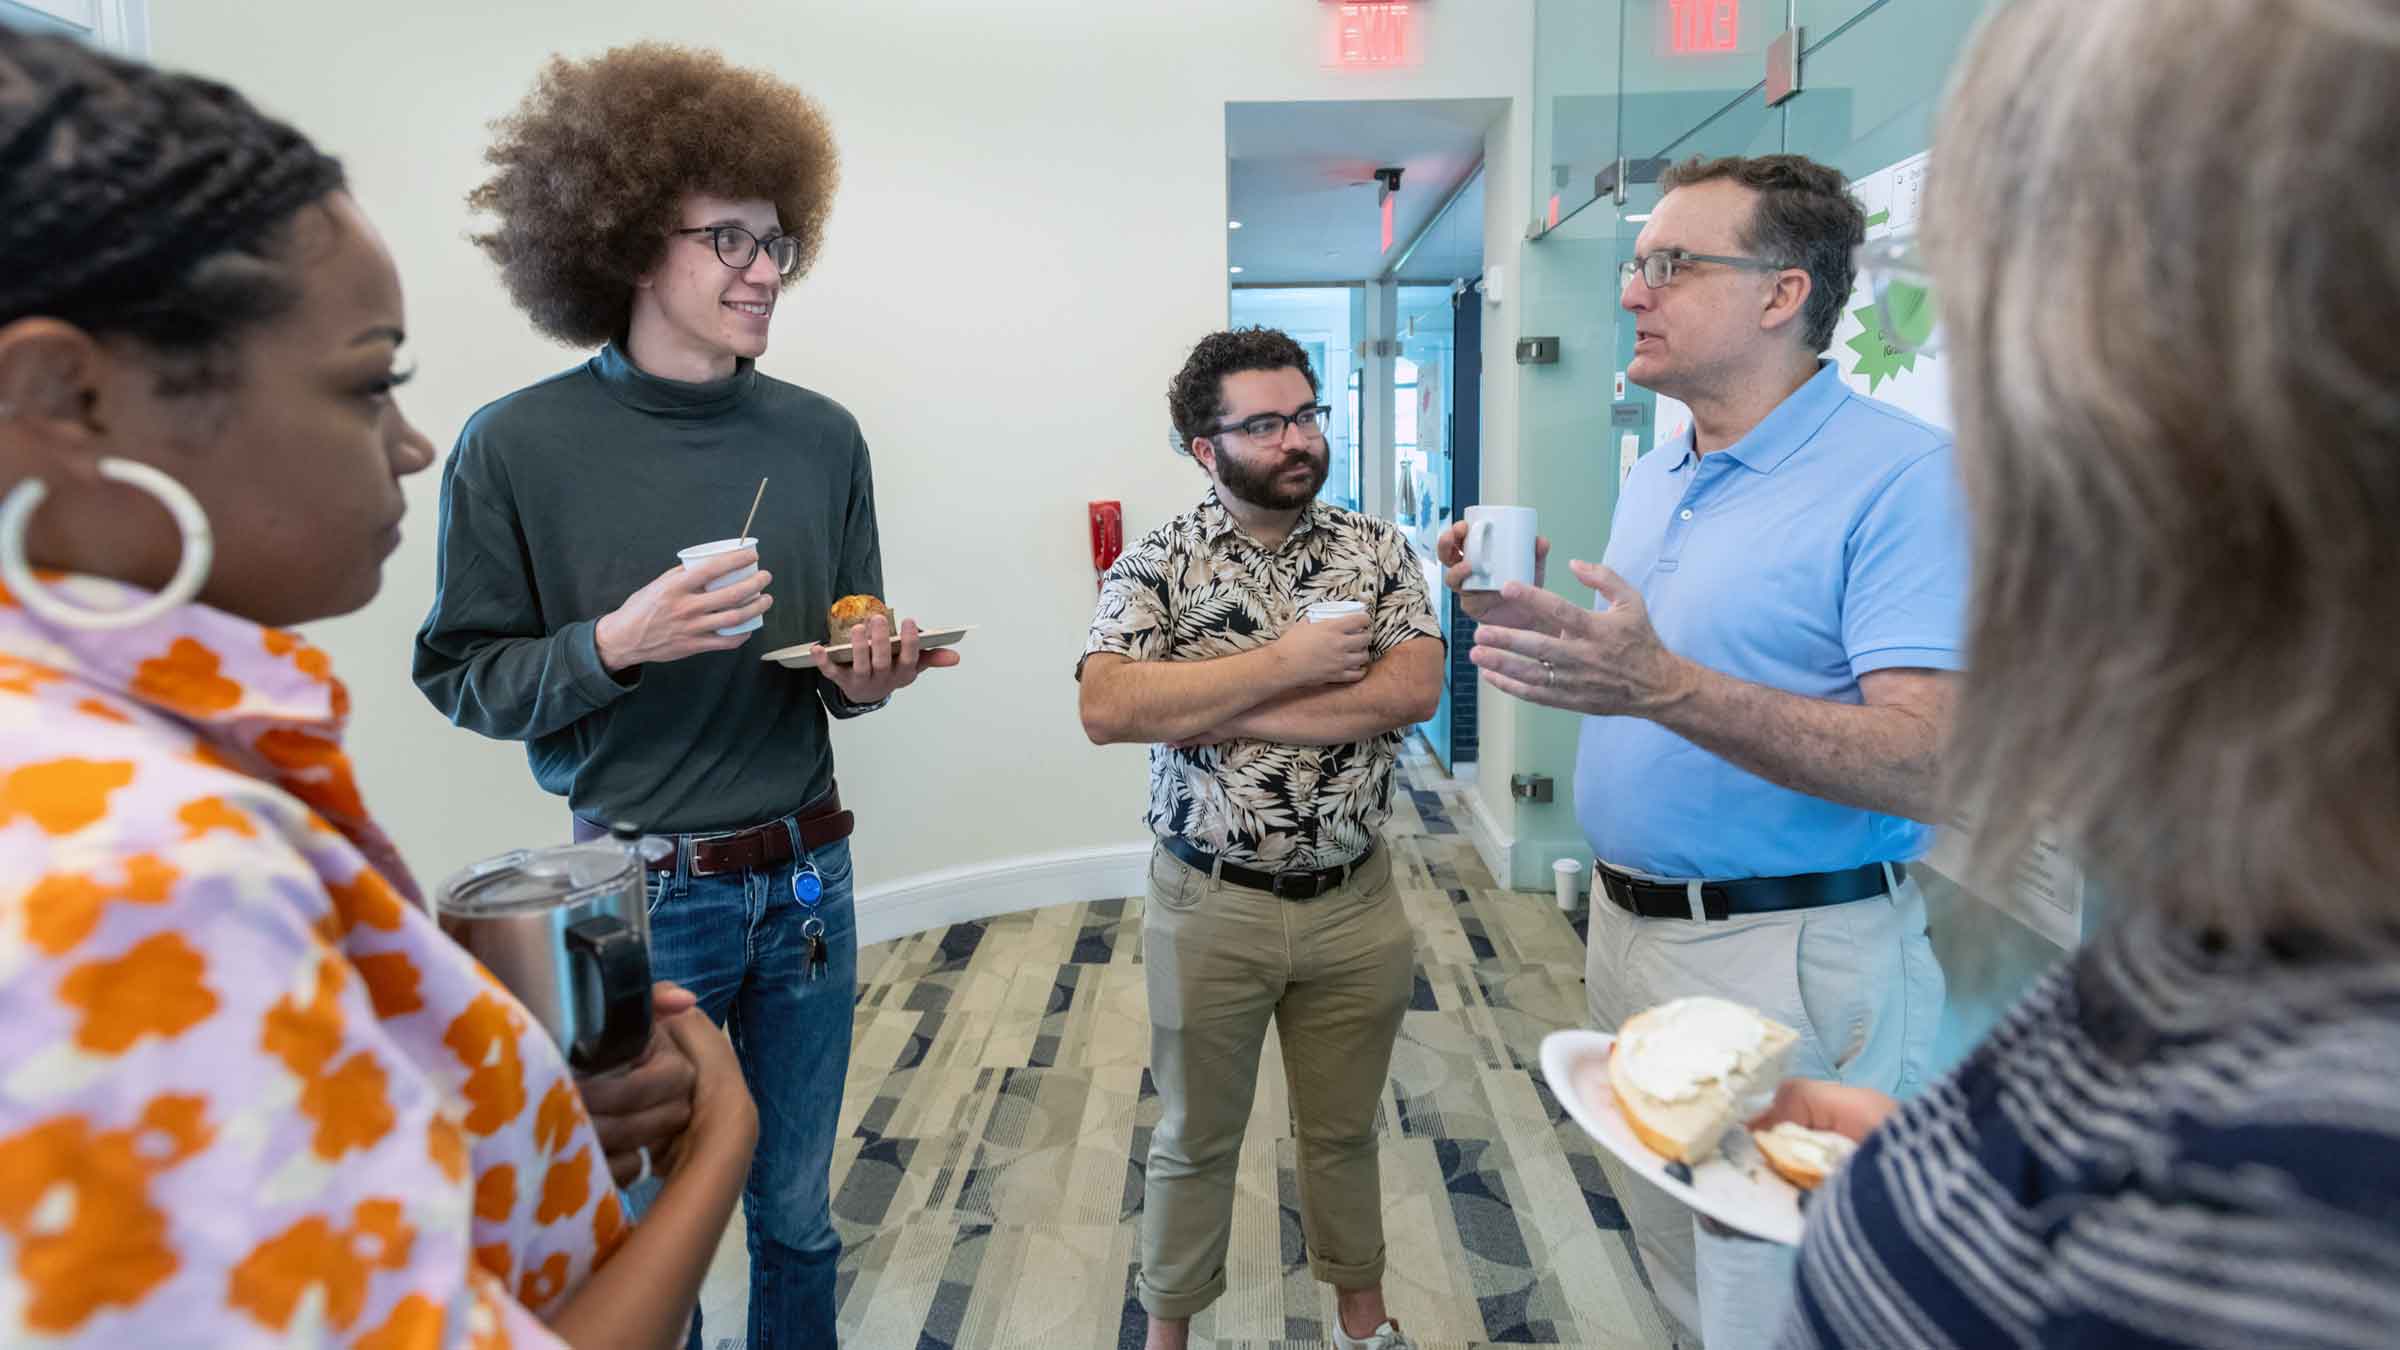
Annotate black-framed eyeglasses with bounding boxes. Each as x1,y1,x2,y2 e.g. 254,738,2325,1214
672,224,803,277
1213,404,1331,443
1619,248,1786,289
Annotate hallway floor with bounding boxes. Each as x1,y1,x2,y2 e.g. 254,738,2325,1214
694,745,1685,1349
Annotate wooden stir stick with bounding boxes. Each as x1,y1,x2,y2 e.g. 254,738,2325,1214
737,477,768,543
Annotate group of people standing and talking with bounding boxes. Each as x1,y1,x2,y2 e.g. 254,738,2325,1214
3,2,2397,1347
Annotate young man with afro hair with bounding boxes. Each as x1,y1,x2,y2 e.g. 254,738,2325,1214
414,43,956,1348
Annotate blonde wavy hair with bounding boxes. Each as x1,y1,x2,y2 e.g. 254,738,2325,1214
1930,0,2400,947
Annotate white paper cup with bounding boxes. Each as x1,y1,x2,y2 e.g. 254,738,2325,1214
676,536,762,637
1553,856,1584,913
1306,600,1367,623
1464,505,1539,592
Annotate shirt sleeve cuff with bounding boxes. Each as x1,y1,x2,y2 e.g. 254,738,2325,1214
565,619,640,706
1075,639,1143,682
1849,643,1966,676
823,683,889,719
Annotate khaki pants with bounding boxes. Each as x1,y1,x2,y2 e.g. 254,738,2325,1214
1584,871,1944,1344
1137,843,1417,1320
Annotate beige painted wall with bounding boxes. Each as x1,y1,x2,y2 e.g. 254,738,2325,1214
150,0,1534,895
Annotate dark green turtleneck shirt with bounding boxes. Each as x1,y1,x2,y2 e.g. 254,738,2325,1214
413,341,883,834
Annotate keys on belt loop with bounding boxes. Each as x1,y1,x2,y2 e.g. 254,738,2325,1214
803,914,827,981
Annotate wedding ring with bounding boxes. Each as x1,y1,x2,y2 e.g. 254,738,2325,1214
1543,660,1556,686
634,1145,654,1188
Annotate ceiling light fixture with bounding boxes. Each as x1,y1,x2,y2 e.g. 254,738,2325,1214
1228,220,1243,229
1229,265,1245,274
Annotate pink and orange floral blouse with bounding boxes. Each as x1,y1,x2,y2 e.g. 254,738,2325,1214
0,575,625,1346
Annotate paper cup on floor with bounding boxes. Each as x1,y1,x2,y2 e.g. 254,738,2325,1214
1553,857,1584,912
1306,600,1367,623
677,536,762,636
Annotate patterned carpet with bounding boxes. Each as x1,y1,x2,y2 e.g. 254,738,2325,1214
694,746,1686,1349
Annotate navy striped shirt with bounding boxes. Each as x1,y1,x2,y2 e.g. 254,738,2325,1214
1781,911,2400,1349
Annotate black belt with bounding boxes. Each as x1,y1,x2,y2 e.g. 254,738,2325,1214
1595,858,1900,921
1161,835,1374,901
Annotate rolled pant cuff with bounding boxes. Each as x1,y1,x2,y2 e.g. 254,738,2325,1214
1137,1266,1229,1321
1309,1244,1387,1288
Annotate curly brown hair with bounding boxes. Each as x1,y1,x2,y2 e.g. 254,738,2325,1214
1166,327,1321,457
469,43,840,346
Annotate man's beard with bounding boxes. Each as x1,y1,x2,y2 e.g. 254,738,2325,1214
1213,442,1329,511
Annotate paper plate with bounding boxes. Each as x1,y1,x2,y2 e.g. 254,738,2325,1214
1538,1029,1806,1246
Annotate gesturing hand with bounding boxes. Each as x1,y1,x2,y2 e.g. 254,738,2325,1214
1468,561,1694,717
595,549,773,672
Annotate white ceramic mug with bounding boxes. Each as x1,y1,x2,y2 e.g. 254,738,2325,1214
676,536,763,636
1462,505,1538,592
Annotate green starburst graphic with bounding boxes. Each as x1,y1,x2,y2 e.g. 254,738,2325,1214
1844,280,1936,392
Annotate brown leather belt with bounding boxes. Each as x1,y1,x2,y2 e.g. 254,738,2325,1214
580,786,855,876
679,787,854,875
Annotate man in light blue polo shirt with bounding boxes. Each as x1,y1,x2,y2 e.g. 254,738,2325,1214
1439,154,1960,1345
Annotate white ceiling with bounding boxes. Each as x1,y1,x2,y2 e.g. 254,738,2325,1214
1227,98,1503,286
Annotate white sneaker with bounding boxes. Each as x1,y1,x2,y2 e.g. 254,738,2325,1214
1332,1318,1416,1350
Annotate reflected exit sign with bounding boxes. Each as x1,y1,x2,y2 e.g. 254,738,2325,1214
1669,0,1739,53
1320,2,1423,69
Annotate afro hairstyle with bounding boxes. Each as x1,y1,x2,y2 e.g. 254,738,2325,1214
469,42,840,346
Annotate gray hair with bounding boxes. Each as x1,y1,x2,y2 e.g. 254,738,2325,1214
1929,0,2400,949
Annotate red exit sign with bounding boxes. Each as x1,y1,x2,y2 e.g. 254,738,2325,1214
1669,0,1739,53
1321,3,1422,69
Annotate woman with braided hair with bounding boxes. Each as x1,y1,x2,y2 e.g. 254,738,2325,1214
0,30,756,1347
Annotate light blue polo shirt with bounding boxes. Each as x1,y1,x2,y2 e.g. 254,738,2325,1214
1574,360,1967,879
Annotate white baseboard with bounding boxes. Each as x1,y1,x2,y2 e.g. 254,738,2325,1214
1457,777,1516,889
854,841,1154,947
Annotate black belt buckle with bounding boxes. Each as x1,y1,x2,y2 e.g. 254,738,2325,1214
1272,869,1323,901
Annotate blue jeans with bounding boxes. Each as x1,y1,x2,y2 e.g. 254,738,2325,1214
634,820,857,1350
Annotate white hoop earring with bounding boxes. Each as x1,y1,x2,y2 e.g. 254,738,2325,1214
0,459,213,631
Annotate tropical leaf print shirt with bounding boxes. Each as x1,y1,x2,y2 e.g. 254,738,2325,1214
1080,491,1442,870
0,576,623,1347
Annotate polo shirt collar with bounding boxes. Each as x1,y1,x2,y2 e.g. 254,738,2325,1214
1712,359,1850,474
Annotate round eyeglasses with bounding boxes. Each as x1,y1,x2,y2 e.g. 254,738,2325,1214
672,224,803,278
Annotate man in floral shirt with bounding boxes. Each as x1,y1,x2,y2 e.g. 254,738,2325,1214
1079,328,1444,1350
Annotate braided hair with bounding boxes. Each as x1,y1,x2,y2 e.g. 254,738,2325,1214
0,30,345,390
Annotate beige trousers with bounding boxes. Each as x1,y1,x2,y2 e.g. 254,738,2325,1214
1584,871,1945,1343
1136,843,1417,1320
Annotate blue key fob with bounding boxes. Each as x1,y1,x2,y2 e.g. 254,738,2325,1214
792,858,823,906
